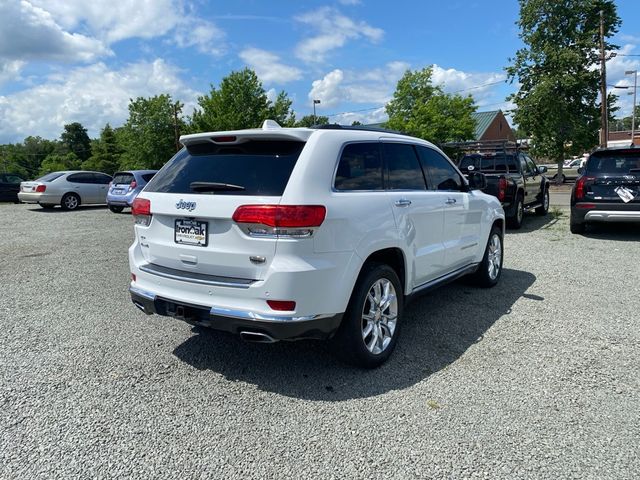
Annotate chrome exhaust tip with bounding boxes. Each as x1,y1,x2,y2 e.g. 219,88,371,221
239,331,278,343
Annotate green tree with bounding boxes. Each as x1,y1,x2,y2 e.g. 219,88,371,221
61,122,92,161
38,152,81,176
190,68,295,132
119,95,184,170
2,137,60,179
351,121,363,126
82,124,122,174
386,67,477,144
611,105,640,132
294,115,329,127
506,0,620,183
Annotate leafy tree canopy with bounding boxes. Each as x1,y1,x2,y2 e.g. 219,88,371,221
82,124,122,174
386,67,477,144
294,115,330,127
190,69,295,132
38,152,81,176
506,0,620,167
61,122,92,161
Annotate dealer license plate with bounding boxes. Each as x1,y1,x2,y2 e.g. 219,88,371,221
174,219,208,246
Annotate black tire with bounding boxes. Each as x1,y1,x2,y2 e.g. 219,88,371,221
331,262,403,368
535,188,549,215
507,195,524,229
60,193,80,211
469,225,503,288
570,217,585,234
39,203,55,209
552,174,566,184
109,205,125,213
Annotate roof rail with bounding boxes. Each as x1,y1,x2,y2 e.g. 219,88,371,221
312,124,406,135
442,139,526,153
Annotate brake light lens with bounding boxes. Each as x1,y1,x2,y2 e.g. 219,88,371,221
232,205,326,237
132,197,151,226
497,177,507,201
575,176,595,200
129,180,137,190
35,185,46,193
267,300,296,311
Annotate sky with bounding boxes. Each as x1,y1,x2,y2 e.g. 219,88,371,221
0,0,639,143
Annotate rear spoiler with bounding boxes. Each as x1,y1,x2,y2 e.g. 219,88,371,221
180,120,314,147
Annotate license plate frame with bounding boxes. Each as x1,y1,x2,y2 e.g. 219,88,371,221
174,219,208,247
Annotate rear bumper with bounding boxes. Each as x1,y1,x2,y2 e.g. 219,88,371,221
572,203,640,223
18,192,61,204
130,286,343,340
107,191,137,206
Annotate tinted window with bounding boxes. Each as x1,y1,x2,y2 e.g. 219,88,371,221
586,151,640,175
93,173,112,184
36,172,64,182
146,141,304,196
460,154,518,173
5,175,23,184
113,173,134,185
66,173,94,184
417,146,463,191
383,143,426,190
334,142,383,191
141,173,156,182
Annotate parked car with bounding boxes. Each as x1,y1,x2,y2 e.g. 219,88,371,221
545,158,582,183
455,142,550,229
129,121,505,367
0,173,24,203
18,171,112,210
107,170,157,213
570,146,640,234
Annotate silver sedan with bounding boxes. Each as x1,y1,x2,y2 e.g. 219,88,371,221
18,171,113,210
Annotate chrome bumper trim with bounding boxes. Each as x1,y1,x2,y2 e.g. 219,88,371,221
209,306,332,323
129,286,156,301
584,210,640,222
139,263,256,289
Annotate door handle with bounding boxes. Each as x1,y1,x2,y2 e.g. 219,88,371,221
445,198,457,205
394,199,412,207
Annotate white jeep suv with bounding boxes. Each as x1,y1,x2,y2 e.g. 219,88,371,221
129,121,505,367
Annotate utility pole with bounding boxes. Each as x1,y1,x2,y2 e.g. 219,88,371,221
313,99,321,125
599,10,608,148
172,103,180,152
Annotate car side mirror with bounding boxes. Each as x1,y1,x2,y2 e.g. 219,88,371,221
577,167,584,175
538,166,547,173
467,172,487,191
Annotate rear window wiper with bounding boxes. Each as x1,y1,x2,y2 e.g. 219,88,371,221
190,182,246,192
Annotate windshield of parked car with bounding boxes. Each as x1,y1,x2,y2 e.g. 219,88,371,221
145,140,305,196
112,173,135,185
35,172,64,182
459,154,518,173
585,151,640,175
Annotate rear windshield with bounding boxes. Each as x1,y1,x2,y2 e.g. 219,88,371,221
36,172,64,182
585,151,640,175
145,140,305,196
459,154,518,173
112,173,134,184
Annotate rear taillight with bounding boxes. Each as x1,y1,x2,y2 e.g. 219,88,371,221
497,177,507,201
35,185,46,193
232,205,326,237
575,176,595,200
267,300,296,311
129,180,137,190
132,198,151,226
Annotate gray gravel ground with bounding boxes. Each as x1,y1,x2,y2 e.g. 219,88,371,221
1,203,639,479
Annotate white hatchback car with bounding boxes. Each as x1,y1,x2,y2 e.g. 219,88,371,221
129,121,505,367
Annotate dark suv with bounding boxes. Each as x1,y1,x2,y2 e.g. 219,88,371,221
570,147,640,234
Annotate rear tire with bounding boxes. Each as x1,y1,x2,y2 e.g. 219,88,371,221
507,196,524,229
60,193,80,211
469,226,503,288
109,205,124,213
570,217,585,234
331,263,403,368
536,188,549,215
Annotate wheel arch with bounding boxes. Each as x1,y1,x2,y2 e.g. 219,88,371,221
360,247,407,294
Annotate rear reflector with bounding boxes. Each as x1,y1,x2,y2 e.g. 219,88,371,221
131,273,136,282
35,185,46,193
576,203,596,209
232,205,326,228
267,300,296,311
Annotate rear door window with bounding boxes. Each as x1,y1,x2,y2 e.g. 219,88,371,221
146,141,305,196
92,173,112,184
67,173,94,184
382,143,427,190
334,142,383,191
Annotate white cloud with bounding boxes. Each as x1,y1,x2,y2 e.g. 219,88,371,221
338,0,361,5
0,1,111,63
0,61,26,86
431,64,506,99
173,18,226,56
0,60,199,143
607,43,640,117
330,106,387,126
295,7,383,63
239,48,303,84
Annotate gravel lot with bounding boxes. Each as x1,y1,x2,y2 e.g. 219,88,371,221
1,203,639,479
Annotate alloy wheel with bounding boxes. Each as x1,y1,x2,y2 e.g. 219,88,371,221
487,233,502,280
361,278,398,355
